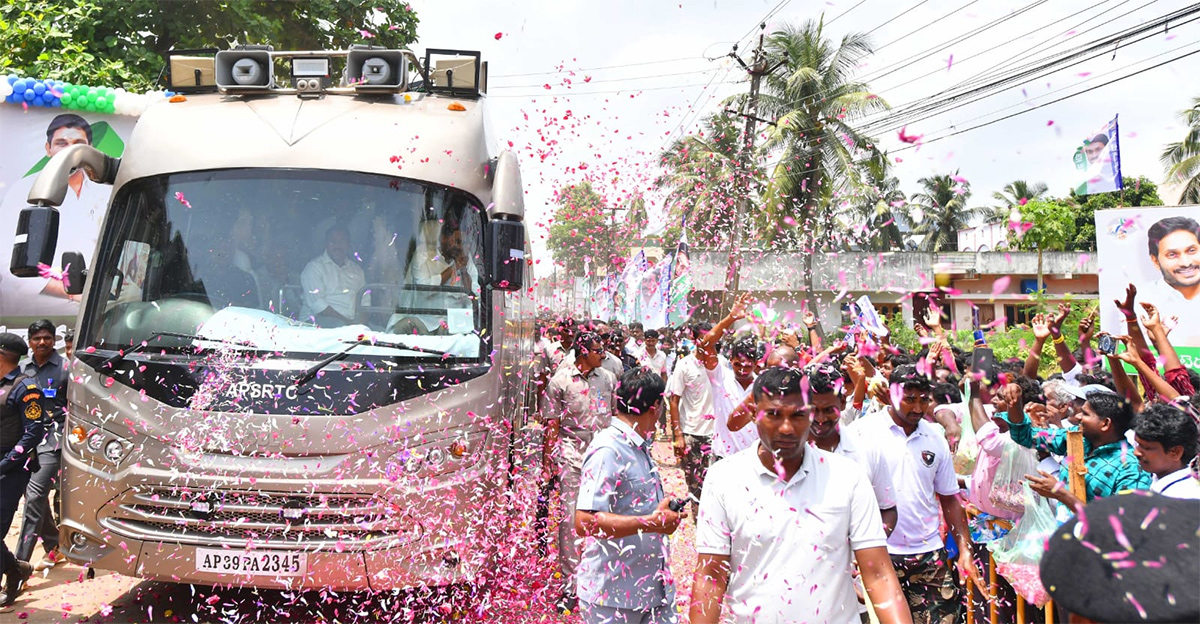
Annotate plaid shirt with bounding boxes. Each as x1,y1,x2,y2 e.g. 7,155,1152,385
1008,415,1151,501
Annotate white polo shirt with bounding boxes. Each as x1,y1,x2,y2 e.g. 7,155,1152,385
850,410,958,555
1151,468,1200,499
707,363,758,457
696,443,887,624
830,427,897,511
665,354,716,437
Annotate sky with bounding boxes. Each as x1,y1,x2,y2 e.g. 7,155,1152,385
407,0,1200,276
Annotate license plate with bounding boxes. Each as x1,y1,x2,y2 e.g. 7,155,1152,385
195,548,306,577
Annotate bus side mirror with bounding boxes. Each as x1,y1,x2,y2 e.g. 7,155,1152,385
62,251,87,296
9,206,59,278
487,220,525,292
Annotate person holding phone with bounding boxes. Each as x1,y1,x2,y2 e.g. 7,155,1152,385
574,367,683,624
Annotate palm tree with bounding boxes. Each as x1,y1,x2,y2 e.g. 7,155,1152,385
1161,97,1200,204
842,161,907,251
656,112,748,247
909,172,980,251
987,180,1049,222
754,18,889,253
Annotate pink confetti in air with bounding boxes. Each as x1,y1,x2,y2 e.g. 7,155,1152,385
494,32,503,40
1078,254,1090,268
992,276,1011,295
174,191,192,209
358,29,374,38
897,126,923,144
946,54,954,71
1046,120,1054,126
1140,507,1159,530
1109,515,1133,551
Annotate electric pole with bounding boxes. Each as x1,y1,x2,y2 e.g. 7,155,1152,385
724,24,767,308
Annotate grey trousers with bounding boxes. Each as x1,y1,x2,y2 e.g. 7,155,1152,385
16,449,60,561
557,463,582,587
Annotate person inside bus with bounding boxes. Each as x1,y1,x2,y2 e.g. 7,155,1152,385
300,225,365,327
194,235,260,311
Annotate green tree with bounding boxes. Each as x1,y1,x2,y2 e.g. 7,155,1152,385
1006,200,1077,252
843,161,906,251
546,182,627,276
656,112,748,247
1161,96,1200,204
987,180,1048,223
908,172,980,251
1064,175,1165,250
755,18,888,253
1,0,420,91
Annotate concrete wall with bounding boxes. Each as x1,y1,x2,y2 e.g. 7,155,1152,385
688,248,1097,331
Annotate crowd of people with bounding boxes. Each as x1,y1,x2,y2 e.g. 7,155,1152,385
533,289,1200,624
0,321,72,606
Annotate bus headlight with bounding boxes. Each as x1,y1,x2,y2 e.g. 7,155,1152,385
87,431,106,453
104,440,129,463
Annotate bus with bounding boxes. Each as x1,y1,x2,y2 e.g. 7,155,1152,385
9,46,539,590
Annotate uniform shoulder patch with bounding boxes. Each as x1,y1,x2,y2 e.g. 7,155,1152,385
25,401,43,420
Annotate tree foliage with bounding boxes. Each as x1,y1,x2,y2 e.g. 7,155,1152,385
656,112,749,247
756,18,888,251
908,172,979,251
1,0,420,91
546,182,628,276
1061,175,1165,250
987,179,1048,223
1007,199,1076,252
1161,96,1200,205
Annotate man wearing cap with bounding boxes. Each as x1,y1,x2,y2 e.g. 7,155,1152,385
1004,384,1150,508
0,333,46,606
1040,491,1199,623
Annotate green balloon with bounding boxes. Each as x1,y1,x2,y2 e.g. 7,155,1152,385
95,96,108,109
61,93,73,105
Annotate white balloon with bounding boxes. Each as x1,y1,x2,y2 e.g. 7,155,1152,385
0,82,12,98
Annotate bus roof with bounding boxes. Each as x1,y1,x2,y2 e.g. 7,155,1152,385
115,92,500,209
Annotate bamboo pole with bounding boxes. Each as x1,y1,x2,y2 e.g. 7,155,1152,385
1066,430,1088,501
988,554,999,624
1016,595,1026,624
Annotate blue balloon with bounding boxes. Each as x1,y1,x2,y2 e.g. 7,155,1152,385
50,99,62,108
33,81,46,95
5,75,17,85
41,91,55,104
12,79,27,94
24,89,36,101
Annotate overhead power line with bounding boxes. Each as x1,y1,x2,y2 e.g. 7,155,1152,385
861,5,1200,134
490,67,724,89
892,45,1200,151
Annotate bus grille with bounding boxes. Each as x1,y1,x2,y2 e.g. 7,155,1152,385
99,486,421,550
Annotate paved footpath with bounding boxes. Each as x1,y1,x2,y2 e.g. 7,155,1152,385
2,441,699,623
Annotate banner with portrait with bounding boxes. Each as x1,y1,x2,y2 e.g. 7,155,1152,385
0,106,137,330
1096,206,1200,372
1073,115,1122,196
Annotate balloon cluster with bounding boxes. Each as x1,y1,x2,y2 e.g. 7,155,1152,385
1,75,171,116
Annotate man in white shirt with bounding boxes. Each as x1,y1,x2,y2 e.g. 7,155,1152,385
300,226,365,326
849,365,983,624
1133,402,1200,500
804,364,898,532
1136,216,1200,348
698,294,760,460
689,366,911,624
666,329,716,515
638,329,668,380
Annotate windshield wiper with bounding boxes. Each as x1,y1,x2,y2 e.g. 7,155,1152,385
100,331,244,369
293,336,451,389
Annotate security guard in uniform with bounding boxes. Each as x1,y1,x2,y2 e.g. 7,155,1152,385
0,332,45,606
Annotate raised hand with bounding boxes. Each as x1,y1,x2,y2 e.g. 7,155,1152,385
923,306,943,330
1078,311,1096,343
1114,283,1138,321
1031,313,1051,341
729,292,752,321
1139,301,1161,331
1050,302,1071,330
803,309,817,329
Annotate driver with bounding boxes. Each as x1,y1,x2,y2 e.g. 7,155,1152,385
300,226,365,326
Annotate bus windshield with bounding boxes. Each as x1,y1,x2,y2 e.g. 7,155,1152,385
81,168,487,361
